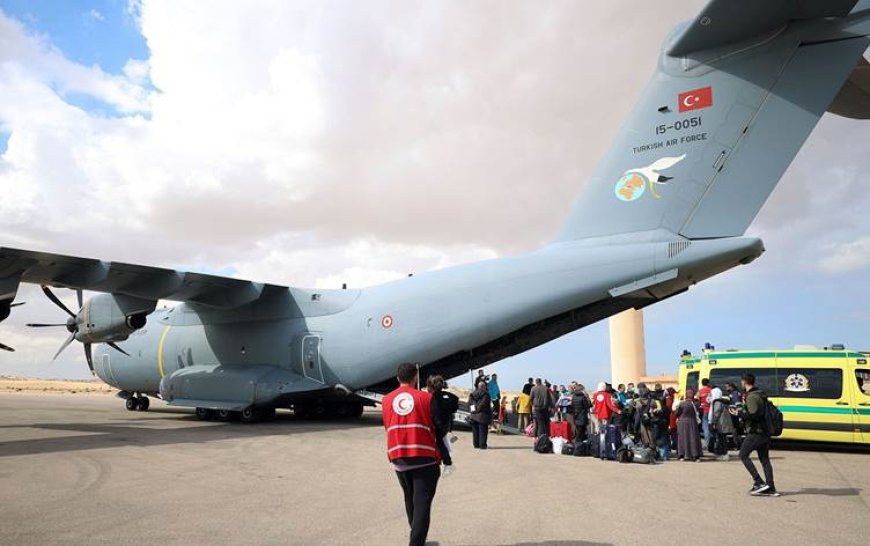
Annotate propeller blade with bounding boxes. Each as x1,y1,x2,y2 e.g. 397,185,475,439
0,342,14,352
76,289,83,310
83,343,94,374
107,342,130,357
10,302,24,308
26,323,68,328
51,333,76,361
41,286,76,318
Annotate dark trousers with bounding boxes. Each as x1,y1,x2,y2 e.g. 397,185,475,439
533,409,550,438
574,423,588,443
739,433,774,487
396,464,440,546
470,420,489,449
713,432,728,456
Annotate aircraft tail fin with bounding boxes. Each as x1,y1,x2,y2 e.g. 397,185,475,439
557,3,869,241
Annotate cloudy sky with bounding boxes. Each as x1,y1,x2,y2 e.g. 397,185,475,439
0,0,868,390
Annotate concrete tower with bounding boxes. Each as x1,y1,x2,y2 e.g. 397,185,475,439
609,308,647,386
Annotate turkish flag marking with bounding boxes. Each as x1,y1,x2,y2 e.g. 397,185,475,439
678,86,713,112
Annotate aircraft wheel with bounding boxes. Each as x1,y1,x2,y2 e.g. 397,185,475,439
240,407,262,423
293,404,310,418
125,397,139,411
216,409,235,421
333,403,350,418
195,407,214,421
261,407,276,421
349,403,364,418
136,396,150,411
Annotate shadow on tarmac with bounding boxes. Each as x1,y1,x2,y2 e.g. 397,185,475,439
456,542,614,546
0,411,383,458
781,487,863,497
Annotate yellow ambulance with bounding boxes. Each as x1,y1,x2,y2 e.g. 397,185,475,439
677,346,870,444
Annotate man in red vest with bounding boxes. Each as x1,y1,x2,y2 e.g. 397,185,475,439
383,363,442,546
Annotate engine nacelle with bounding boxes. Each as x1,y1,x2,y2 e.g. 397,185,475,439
76,294,156,343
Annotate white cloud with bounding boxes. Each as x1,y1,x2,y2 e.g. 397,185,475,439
820,235,870,274
1,1,868,382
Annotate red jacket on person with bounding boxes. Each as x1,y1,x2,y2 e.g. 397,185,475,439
382,385,441,463
592,390,620,420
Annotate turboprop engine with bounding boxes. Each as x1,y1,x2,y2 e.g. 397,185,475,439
27,286,156,373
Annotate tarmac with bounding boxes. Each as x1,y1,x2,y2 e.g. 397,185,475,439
1,392,868,546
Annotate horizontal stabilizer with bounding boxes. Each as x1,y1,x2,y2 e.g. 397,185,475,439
668,0,859,57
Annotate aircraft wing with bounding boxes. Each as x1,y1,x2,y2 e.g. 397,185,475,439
667,0,861,57
0,247,277,308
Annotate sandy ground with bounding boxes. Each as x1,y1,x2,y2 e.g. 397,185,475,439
1,392,868,546
0,376,115,394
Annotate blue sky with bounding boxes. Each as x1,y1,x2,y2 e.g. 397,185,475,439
1,0,147,74
0,1,866,390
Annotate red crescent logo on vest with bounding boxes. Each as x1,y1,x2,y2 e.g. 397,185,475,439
393,392,415,416
596,393,605,402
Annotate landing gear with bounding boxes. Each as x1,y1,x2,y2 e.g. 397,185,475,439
125,395,150,412
240,406,263,423
215,409,236,422
195,407,215,421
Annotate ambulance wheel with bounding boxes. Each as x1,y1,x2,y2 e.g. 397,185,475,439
125,397,139,411
136,396,150,411
240,407,262,423
195,407,214,421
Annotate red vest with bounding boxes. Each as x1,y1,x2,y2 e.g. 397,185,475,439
382,385,441,463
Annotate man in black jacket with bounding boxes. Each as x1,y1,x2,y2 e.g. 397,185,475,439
734,373,779,497
570,384,592,442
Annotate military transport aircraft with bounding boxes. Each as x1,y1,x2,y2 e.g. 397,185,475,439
2,0,869,422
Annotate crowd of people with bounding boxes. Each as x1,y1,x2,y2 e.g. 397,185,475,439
471,371,777,495
382,365,778,546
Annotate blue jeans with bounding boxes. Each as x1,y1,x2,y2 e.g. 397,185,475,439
701,414,710,449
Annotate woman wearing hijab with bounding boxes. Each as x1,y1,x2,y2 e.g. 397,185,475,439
710,386,736,460
468,380,492,449
674,389,703,461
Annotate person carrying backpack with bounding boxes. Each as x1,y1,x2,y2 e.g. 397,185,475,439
733,373,779,497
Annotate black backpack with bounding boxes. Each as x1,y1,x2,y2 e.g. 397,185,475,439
561,441,575,456
441,391,459,415
616,447,633,463
534,435,553,454
763,397,784,437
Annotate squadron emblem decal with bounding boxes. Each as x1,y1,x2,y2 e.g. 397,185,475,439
614,154,687,202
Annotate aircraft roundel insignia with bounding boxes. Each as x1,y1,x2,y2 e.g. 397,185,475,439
381,315,393,329
393,392,415,416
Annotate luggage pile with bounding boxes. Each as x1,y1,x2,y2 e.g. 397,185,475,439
534,423,660,465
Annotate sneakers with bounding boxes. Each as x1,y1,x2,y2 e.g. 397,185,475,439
749,483,770,495
758,487,780,497
716,454,730,461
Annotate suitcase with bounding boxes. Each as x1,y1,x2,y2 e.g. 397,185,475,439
560,441,574,456
549,421,574,442
602,425,622,460
589,434,601,458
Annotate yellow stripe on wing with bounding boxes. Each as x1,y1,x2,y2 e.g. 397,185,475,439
157,325,172,378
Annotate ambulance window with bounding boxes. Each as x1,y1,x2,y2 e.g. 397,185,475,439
686,371,699,393
777,368,843,399
856,371,870,396
709,368,777,394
